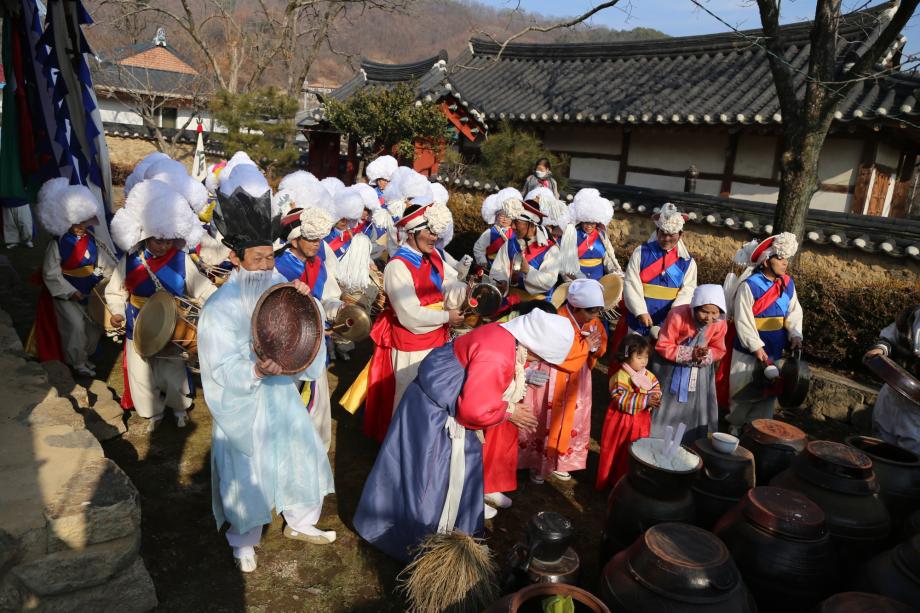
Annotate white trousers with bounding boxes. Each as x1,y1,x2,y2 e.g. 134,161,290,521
391,347,434,412
2,205,32,245
310,374,332,452
53,299,101,367
125,339,191,421
225,504,323,557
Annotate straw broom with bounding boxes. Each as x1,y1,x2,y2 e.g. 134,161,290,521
398,531,499,613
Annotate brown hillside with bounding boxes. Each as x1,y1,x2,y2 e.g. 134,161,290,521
84,0,665,90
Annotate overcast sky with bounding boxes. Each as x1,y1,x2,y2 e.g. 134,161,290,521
477,0,920,59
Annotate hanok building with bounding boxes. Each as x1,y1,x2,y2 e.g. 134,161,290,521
91,28,215,144
314,5,920,219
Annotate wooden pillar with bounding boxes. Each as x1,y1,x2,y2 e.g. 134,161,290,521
889,152,917,218
720,132,740,197
618,130,631,184
344,137,358,184
851,139,878,215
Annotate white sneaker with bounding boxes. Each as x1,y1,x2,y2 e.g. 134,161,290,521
24,240,33,248
234,555,257,573
176,414,188,428
552,471,572,481
529,471,545,485
485,492,513,509
74,364,95,377
484,505,498,520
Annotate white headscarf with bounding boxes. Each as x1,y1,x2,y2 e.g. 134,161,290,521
500,309,574,365
567,278,605,309
690,283,727,314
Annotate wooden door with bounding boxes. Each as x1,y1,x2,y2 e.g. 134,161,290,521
866,169,891,217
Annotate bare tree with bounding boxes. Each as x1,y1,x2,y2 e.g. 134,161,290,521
751,0,919,239
95,59,209,156
96,0,411,97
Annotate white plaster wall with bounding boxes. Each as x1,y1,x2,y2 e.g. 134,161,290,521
570,157,619,183
98,99,144,125
629,129,727,173
877,142,901,169
626,172,685,192
818,138,861,186
694,179,723,197
543,125,621,154
735,134,775,178
731,182,780,204
809,190,851,213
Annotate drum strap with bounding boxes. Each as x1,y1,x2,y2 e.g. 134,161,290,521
138,251,167,293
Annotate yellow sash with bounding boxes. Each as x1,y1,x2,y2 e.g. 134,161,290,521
62,264,96,278
341,360,371,414
579,258,603,267
642,283,680,301
756,316,785,332
129,295,148,310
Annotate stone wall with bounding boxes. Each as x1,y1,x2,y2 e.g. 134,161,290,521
106,135,196,168
0,310,156,612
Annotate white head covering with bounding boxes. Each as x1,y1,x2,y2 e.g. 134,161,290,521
500,309,574,365
334,189,365,221
567,278,605,309
480,194,500,225
37,178,102,237
144,158,210,214
655,203,687,234
572,189,613,226
350,183,381,212
524,186,555,206
110,179,205,252
690,284,728,314
400,171,434,206
298,206,334,241
277,174,333,217
124,151,170,196
366,155,398,185
430,182,449,206
320,176,346,198
734,232,799,267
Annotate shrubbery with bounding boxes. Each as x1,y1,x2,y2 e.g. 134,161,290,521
476,121,568,192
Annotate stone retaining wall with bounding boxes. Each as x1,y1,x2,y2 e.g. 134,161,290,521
0,309,156,612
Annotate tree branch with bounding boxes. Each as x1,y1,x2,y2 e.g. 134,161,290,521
754,0,803,124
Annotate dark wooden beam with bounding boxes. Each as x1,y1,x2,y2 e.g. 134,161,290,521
720,132,740,197
617,131,631,184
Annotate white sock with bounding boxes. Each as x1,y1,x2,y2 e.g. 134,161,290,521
233,545,255,559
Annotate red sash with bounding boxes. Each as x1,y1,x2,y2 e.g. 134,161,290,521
327,230,354,254
486,227,512,257
351,220,368,234
751,275,791,316
639,248,679,283
523,241,552,264
577,230,598,257
302,256,322,290
62,234,91,269
124,247,179,293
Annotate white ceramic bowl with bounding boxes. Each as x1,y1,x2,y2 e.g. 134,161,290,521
711,432,740,454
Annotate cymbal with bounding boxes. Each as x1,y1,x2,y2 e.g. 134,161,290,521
251,282,324,374
133,290,178,358
332,303,371,342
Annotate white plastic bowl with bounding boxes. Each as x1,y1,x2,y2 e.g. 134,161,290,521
711,432,740,454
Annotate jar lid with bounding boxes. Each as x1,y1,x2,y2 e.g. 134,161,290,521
894,534,920,580
819,592,916,613
528,511,573,544
741,486,827,541
627,523,739,603
797,441,878,495
746,419,806,448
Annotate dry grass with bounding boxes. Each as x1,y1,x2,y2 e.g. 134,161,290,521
398,531,498,613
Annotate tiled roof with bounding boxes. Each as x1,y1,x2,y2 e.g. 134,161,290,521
99,41,198,74
318,4,920,129
450,5,920,126
91,59,209,97
435,171,920,259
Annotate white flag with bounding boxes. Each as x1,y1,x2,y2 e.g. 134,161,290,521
192,119,207,181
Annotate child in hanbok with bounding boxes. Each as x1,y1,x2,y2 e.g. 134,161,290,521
596,335,661,489
651,284,728,444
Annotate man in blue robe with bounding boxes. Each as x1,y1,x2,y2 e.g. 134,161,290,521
199,158,335,574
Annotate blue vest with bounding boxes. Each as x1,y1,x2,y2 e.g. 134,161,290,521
393,247,444,291
58,232,102,303
736,272,796,362
506,240,554,293
124,249,187,339
626,241,692,333
275,250,305,282
576,228,607,281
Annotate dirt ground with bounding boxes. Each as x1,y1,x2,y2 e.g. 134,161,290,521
1,229,617,612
